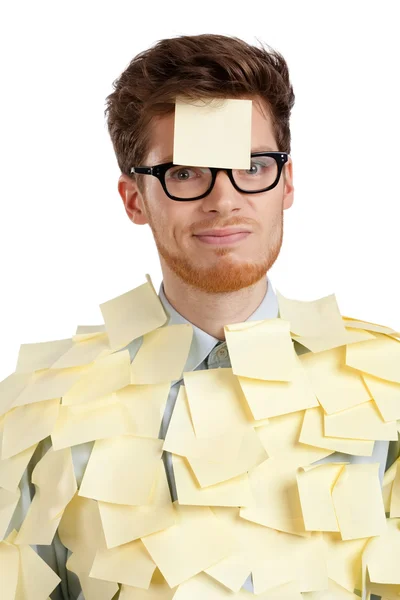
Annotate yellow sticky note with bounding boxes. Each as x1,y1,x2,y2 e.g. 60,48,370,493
183,368,250,439
297,464,344,532
255,410,305,456
324,400,398,441
345,332,400,384
276,289,375,352
174,573,256,600
131,324,193,384
116,383,170,439
250,581,303,598
364,517,400,584
4,528,18,543
99,274,168,352
0,539,19,600
361,372,400,422
187,428,268,487
163,385,243,462
299,346,371,414
276,290,346,338
342,316,398,336
14,543,61,600
238,353,319,420
51,393,131,450
1,398,60,459
256,410,334,466
11,365,89,409
0,416,37,491
173,97,252,169
252,416,270,427
301,577,361,598
293,534,328,593
58,494,118,600
253,534,327,594
322,532,368,593
206,550,252,592
225,319,298,382
205,506,280,592
300,407,375,456
67,551,118,600
119,568,176,600
291,328,374,354
79,436,163,505
172,454,252,507
62,350,131,406
0,371,37,416
251,558,297,594
331,463,387,540
170,571,236,599
74,324,106,340
224,320,266,333
141,503,234,588
90,538,156,588
240,455,308,536
174,571,301,599
98,461,175,549
0,487,20,540
15,447,77,545
15,337,74,372
49,333,111,369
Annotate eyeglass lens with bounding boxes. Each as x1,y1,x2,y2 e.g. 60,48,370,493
164,156,278,199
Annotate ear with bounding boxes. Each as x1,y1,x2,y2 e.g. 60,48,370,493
118,174,149,225
282,157,294,210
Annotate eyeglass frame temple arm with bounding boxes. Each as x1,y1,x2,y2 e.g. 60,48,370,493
130,152,290,175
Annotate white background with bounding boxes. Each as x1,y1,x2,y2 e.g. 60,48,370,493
1,1,399,381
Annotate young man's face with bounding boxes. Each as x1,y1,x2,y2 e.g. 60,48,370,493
119,97,294,293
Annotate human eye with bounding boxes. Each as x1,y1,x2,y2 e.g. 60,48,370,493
245,157,274,175
167,166,206,181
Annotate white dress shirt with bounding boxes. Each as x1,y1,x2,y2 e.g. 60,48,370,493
7,275,390,599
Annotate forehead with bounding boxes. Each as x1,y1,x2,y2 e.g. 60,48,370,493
145,98,277,165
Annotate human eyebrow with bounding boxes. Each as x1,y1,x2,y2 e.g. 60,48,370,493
251,146,276,153
158,155,173,164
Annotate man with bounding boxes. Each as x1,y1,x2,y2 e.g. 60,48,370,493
114,34,390,493
3,33,397,599
110,34,392,599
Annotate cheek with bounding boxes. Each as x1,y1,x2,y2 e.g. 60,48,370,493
144,186,168,226
153,206,179,242
259,200,283,236
163,204,195,239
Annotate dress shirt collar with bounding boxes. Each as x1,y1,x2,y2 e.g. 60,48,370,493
158,275,279,374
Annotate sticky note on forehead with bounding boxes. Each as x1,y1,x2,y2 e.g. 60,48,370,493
173,97,252,169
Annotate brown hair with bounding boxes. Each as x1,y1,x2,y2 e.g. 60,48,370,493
104,34,295,192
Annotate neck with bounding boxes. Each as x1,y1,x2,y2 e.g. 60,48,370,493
160,265,268,341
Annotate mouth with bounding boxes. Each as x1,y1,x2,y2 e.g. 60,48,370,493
194,232,251,245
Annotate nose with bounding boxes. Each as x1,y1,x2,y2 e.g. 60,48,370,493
201,169,244,212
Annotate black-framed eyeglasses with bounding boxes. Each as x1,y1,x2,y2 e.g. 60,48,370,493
130,152,289,201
